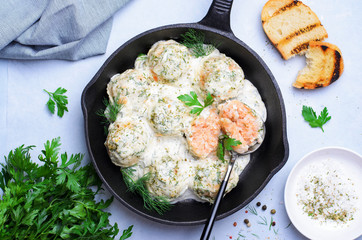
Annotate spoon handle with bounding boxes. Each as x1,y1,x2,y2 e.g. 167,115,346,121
200,156,236,240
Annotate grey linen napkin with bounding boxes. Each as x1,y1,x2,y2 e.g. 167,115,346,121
0,0,131,60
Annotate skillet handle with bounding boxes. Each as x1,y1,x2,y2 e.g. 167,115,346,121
198,0,233,33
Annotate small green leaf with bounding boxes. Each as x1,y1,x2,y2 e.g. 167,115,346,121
217,135,241,162
22,210,39,226
302,105,331,132
120,225,133,240
216,142,224,161
69,204,86,219
55,170,66,185
44,87,69,118
178,91,214,115
204,93,214,108
224,137,242,151
46,99,55,114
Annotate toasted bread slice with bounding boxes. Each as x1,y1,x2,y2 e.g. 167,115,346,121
262,0,328,60
293,41,344,89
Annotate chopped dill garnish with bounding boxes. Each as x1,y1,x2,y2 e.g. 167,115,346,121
238,233,246,238
247,204,258,216
285,221,292,229
180,29,216,57
251,233,260,239
96,97,123,124
121,168,172,215
257,216,267,226
269,216,274,231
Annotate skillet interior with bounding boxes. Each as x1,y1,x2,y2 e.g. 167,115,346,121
82,23,289,225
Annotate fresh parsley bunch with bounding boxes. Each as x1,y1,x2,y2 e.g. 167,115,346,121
0,137,132,240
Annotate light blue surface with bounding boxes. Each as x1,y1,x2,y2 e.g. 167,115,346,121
0,60,7,161
0,0,361,239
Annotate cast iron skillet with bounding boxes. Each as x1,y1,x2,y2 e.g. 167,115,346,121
81,0,289,225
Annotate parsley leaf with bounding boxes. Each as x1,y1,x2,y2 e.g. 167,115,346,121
0,138,132,239
302,105,331,132
120,225,133,240
216,135,242,162
44,87,69,117
178,91,214,115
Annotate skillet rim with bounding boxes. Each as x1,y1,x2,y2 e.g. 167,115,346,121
81,22,289,225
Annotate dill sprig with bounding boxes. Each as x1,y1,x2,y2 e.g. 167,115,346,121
269,216,274,230
251,233,260,239
246,204,258,216
180,29,216,57
257,216,267,226
121,168,172,215
96,97,123,124
285,221,292,229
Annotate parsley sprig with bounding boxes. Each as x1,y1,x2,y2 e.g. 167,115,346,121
216,135,242,162
0,137,132,240
121,168,172,215
302,105,331,132
180,29,216,57
177,91,214,115
44,87,69,117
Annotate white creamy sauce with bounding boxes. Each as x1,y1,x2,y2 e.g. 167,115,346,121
105,39,267,203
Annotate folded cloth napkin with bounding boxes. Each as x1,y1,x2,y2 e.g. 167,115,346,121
0,0,130,60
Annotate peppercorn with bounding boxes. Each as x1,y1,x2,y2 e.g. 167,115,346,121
271,209,276,214
244,219,249,224
256,202,261,207
262,205,267,210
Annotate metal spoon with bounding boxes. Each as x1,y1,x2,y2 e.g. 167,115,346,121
200,121,266,240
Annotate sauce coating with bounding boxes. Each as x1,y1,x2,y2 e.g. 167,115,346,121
104,39,266,203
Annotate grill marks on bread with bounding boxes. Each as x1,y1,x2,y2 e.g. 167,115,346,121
262,0,328,59
262,0,299,23
293,41,344,89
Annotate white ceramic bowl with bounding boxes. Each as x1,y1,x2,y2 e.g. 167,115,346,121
284,147,362,240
